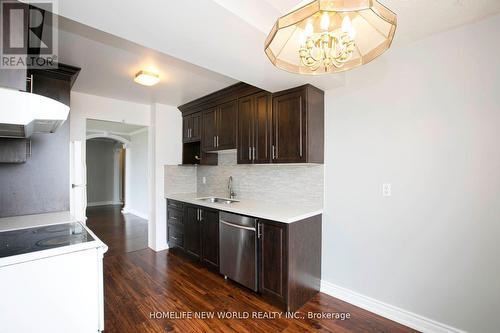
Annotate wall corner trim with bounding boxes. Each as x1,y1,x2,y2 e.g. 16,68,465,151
121,207,149,220
320,280,467,333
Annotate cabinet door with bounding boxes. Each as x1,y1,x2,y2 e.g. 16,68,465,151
254,93,271,163
202,108,217,151
259,221,287,304
183,115,192,143
191,112,201,141
201,209,219,270
237,96,254,164
272,91,306,163
217,100,237,150
184,206,201,259
29,72,71,106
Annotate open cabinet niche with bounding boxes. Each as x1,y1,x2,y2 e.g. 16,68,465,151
182,141,217,165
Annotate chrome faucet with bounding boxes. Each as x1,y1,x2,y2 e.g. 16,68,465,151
228,176,236,199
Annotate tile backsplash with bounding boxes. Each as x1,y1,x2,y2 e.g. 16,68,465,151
164,165,197,195
164,151,324,209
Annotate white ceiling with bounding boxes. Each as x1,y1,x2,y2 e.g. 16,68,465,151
57,17,237,106
86,119,146,135
52,0,500,103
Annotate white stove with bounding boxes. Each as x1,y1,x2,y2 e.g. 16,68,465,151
0,212,108,333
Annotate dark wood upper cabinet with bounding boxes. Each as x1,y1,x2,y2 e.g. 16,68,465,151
237,95,254,164
201,209,219,270
27,63,81,106
202,101,237,152
272,91,305,163
180,82,324,164
254,93,272,163
271,85,324,164
183,112,201,143
183,117,191,143
216,101,237,150
191,113,201,141
184,205,202,260
237,92,271,164
202,107,217,151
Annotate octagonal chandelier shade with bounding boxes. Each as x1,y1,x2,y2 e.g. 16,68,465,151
264,0,397,75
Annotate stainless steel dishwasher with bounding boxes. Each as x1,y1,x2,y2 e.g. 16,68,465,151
219,212,258,291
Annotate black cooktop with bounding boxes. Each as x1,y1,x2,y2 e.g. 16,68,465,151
0,222,94,258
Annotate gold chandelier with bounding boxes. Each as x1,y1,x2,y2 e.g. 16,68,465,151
265,0,397,75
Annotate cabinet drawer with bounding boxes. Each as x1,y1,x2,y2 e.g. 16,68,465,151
167,199,184,210
168,224,184,248
167,208,184,226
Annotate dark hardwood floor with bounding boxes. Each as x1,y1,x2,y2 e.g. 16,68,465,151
87,205,148,257
86,207,419,333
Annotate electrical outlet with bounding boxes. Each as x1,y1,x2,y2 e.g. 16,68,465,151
202,177,206,184
382,183,391,197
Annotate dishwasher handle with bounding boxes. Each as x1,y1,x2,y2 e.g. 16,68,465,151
220,219,256,232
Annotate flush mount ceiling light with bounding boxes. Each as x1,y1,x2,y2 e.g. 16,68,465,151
134,70,160,86
264,0,397,75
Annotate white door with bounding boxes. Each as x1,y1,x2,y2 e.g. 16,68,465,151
70,140,87,222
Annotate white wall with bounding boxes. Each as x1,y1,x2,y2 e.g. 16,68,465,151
124,129,149,219
70,92,182,251
322,14,500,333
149,103,182,251
70,92,151,142
86,139,121,206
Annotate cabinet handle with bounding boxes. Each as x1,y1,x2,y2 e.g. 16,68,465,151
200,210,203,221
272,145,276,160
257,222,262,238
216,136,219,147
252,147,256,160
248,147,251,160
27,75,34,93
189,128,191,138
213,136,216,148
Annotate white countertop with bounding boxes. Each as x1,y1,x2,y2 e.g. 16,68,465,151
165,193,323,223
0,211,76,232
0,211,108,268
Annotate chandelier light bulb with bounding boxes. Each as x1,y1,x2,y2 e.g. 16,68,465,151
341,16,356,39
304,20,314,38
298,31,306,47
320,12,330,31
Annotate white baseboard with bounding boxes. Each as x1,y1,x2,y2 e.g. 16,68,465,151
121,207,148,220
87,201,122,207
320,280,466,333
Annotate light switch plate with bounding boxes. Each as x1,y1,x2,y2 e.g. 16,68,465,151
382,183,391,197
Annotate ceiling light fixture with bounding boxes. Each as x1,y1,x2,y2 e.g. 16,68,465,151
265,0,397,74
134,70,160,86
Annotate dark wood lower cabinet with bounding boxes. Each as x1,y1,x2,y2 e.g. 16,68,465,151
168,200,219,271
259,221,287,305
184,205,202,260
259,215,322,312
200,209,219,270
167,199,321,312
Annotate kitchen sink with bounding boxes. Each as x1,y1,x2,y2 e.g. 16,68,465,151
197,197,239,204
